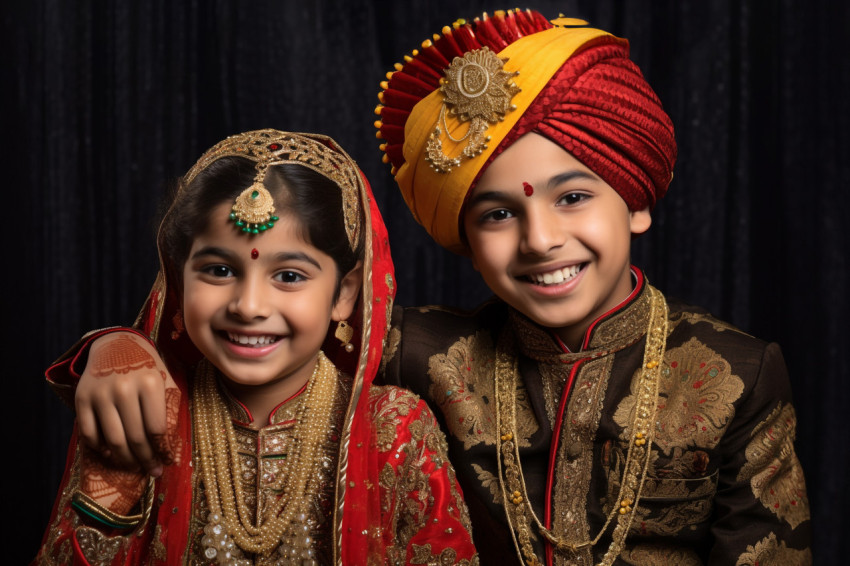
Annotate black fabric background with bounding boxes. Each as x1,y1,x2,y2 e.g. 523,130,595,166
4,1,847,562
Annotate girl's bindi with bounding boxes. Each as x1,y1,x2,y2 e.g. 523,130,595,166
250,248,259,260
522,182,534,197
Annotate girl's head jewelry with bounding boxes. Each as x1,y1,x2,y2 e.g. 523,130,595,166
183,129,362,249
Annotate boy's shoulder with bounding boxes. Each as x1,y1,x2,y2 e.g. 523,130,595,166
665,295,773,359
392,297,508,337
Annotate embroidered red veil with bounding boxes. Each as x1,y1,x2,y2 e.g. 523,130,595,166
38,130,396,565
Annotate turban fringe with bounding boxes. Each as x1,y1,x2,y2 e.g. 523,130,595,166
376,10,677,252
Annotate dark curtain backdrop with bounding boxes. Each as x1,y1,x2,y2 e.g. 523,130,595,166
4,1,847,563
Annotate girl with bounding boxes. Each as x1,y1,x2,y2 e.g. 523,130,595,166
35,129,477,565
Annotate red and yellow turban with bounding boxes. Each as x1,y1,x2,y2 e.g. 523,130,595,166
376,9,677,253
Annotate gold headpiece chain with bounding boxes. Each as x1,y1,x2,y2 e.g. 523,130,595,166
183,129,361,248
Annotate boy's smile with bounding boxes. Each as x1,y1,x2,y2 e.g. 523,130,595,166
182,202,359,419
463,133,651,350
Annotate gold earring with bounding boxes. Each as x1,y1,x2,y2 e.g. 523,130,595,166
335,320,354,353
171,309,184,340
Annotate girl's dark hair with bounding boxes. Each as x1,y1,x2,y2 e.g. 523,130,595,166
158,156,362,294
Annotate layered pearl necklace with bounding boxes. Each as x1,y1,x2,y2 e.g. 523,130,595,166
193,351,338,564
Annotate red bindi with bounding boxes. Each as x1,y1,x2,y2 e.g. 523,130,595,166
250,248,259,260
522,182,534,196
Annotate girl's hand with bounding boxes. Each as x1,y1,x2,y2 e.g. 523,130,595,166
78,444,148,515
75,332,179,477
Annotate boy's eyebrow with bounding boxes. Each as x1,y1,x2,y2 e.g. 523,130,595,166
548,170,599,188
468,169,601,207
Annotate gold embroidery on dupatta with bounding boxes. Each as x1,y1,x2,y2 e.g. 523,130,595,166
428,332,538,448
374,388,445,564
151,523,167,561
550,355,615,566
737,403,809,528
614,337,744,456
75,527,123,565
410,544,480,565
735,532,812,566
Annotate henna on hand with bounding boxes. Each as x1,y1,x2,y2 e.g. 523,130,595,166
79,446,147,516
151,386,183,466
91,335,157,378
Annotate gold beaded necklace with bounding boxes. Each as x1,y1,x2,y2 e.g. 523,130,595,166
495,286,668,566
193,350,339,559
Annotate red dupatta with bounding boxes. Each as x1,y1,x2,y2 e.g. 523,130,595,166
135,131,395,565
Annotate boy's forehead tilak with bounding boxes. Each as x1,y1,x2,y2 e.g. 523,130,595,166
470,169,602,206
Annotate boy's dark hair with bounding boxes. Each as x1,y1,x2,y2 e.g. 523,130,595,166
158,156,363,297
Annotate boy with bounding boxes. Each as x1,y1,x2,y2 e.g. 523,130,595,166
54,9,810,565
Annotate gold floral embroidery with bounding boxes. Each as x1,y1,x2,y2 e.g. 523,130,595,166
471,463,503,505
381,326,402,375
737,403,809,528
374,386,418,451
75,527,124,565
377,391,444,564
428,332,537,448
411,543,480,565
151,523,167,561
619,544,703,565
735,532,812,566
668,310,741,335
615,337,744,456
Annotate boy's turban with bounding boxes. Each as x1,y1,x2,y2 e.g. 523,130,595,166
376,10,677,253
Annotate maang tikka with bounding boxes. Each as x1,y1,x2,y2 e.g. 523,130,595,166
230,162,280,234
182,129,362,249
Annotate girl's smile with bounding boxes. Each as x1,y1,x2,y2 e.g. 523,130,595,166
182,203,360,419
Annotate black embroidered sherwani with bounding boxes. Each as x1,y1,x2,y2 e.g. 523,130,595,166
381,270,811,566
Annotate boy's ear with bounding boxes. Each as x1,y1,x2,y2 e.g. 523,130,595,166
331,261,363,322
629,207,652,236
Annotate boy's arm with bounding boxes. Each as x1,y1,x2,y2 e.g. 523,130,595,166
708,343,811,564
47,328,175,476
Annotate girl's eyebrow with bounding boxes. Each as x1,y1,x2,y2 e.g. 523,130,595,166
190,246,236,261
271,251,321,270
190,247,321,269
468,170,600,208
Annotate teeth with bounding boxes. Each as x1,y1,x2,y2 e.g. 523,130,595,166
532,264,582,285
227,332,278,346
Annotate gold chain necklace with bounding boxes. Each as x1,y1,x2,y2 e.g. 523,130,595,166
495,286,668,566
193,350,338,560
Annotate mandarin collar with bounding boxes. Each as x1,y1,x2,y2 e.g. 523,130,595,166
510,267,652,364
215,375,307,428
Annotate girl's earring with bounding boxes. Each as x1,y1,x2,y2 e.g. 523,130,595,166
335,320,355,353
171,309,184,340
